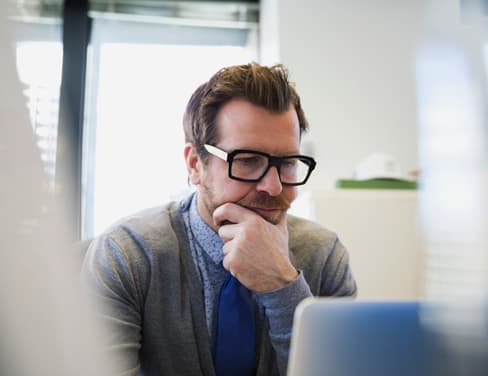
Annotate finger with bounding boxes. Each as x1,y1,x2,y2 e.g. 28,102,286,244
222,245,241,278
222,254,230,271
222,246,236,270
213,202,253,227
218,223,239,243
222,241,233,257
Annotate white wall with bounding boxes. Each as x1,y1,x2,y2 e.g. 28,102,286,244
261,0,488,301
260,0,428,299
260,0,423,189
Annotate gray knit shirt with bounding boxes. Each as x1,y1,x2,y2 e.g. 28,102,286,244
82,195,357,376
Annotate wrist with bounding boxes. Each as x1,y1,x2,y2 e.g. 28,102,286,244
282,266,299,285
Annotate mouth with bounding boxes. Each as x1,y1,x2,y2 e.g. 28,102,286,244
236,193,290,224
245,206,283,218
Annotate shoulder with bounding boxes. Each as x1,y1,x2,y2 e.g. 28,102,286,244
108,202,178,234
287,214,339,252
287,214,346,272
84,201,186,272
101,201,183,251
287,214,357,297
82,201,186,294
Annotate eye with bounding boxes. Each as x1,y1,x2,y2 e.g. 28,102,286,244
232,152,267,168
234,156,262,167
281,158,298,169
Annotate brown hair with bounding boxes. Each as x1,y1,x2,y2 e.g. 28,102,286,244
183,62,309,161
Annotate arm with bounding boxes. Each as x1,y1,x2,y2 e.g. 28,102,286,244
256,236,357,375
256,228,357,375
81,231,149,376
255,273,311,376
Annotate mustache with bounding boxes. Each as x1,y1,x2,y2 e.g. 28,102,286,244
237,192,290,210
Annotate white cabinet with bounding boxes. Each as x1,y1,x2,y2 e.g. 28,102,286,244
291,189,424,299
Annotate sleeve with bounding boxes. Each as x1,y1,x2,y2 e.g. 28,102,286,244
255,273,312,376
321,236,357,297
81,231,150,376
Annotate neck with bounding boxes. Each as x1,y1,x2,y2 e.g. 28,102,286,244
195,192,219,233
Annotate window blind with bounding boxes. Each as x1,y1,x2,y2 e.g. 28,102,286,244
14,0,259,23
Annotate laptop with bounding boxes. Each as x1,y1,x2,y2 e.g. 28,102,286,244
287,298,488,376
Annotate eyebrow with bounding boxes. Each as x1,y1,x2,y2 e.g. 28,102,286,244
217,145,301,156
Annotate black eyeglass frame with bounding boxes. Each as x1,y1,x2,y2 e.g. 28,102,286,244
203,144,316,186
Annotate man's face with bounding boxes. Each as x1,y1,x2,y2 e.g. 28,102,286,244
195,99,301,231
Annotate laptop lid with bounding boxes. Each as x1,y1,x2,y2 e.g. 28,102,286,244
287,298,488,376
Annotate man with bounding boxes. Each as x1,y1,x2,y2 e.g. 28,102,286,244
82,62,357,376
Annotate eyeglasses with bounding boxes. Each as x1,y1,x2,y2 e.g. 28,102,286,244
204,144,316,186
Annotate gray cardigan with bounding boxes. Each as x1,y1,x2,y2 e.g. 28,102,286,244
82,200,357,376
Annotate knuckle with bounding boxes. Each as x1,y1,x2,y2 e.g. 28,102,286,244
212,209,221,221
248,215,262,226
222,243,231,255
218,227,225,238
222,255,231,270
242,222,256,236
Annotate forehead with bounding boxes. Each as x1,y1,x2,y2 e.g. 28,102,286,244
215,99,300,154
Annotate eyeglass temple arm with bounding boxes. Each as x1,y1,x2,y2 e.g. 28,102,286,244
204,144,228,161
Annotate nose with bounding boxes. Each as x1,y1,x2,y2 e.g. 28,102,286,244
256,166,282,196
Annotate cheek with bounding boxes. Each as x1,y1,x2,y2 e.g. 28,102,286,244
203,165,252,203
220,181,255,202
283,187,298,204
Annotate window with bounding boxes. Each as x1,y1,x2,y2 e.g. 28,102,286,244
83,6,259,238
13,19,63,186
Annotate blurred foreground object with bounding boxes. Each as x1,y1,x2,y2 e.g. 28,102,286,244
288,298,488,376
415,0,488,373
0,2,114,375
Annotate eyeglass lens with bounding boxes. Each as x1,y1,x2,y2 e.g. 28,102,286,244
231,152,310,184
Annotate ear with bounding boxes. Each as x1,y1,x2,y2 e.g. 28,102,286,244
184,143,202,185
